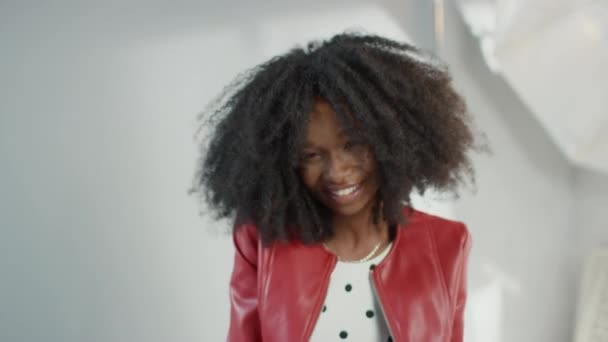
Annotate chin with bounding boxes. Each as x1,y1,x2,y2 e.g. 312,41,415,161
324,193,376,218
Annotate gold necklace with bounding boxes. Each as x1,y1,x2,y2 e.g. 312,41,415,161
323,241,382,263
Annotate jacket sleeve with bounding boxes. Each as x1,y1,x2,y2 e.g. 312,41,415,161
227,223,262,342
450,223,472,342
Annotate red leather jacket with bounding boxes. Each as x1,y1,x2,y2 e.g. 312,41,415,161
228,207,472,341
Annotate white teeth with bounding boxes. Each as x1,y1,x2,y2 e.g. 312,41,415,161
332,185,359,197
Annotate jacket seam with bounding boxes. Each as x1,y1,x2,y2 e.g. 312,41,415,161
426,220,452,328
454,226,467,307
258,240,274,323
449,234,466,337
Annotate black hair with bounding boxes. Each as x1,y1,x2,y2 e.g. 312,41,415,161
191,32,481,245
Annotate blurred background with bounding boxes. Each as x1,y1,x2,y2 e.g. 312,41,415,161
1,0,607,341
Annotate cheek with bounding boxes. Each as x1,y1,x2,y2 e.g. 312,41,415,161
299,165,322,190
359,150,377,174
359,154,380,189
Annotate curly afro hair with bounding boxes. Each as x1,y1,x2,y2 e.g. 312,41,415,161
191,32,479,246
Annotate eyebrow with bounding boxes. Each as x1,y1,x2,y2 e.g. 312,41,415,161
302,128,362,149
302,142,317,149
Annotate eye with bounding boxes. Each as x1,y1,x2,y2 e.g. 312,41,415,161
344,140,361,151
300,151,320,162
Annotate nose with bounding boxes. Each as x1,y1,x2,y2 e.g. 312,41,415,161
323,151,353,183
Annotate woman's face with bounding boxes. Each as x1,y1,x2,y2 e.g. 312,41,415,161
298,98,379,218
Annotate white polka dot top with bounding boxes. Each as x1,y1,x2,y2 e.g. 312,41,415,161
310,242,394,342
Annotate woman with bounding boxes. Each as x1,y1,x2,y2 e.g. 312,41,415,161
193,33,478,341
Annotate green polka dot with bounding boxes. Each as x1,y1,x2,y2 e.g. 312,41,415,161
366,310,375,318
339,331,348,339
370,264,376,270
388,337,393,342
322,305,327,313
345,284,352,292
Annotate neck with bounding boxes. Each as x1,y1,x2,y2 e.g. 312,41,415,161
330,207,388,249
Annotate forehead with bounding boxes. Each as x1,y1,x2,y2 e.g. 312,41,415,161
304,99,347,145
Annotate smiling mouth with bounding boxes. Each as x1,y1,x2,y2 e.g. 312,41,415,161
327,183,363,203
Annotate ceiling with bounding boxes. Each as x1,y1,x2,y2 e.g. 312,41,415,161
455,0,608,174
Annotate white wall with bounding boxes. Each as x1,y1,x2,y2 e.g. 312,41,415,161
441,3,579,342
1,1,592,342
572,167,608,340
1,3,239,341
575,168,608,252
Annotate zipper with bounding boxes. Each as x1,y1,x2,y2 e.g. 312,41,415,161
370,271,396,340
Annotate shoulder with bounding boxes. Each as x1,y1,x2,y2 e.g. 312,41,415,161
402,208,472,288
410,208,472,291
233,221,259,243
405,207,471,254
232,221,261,265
